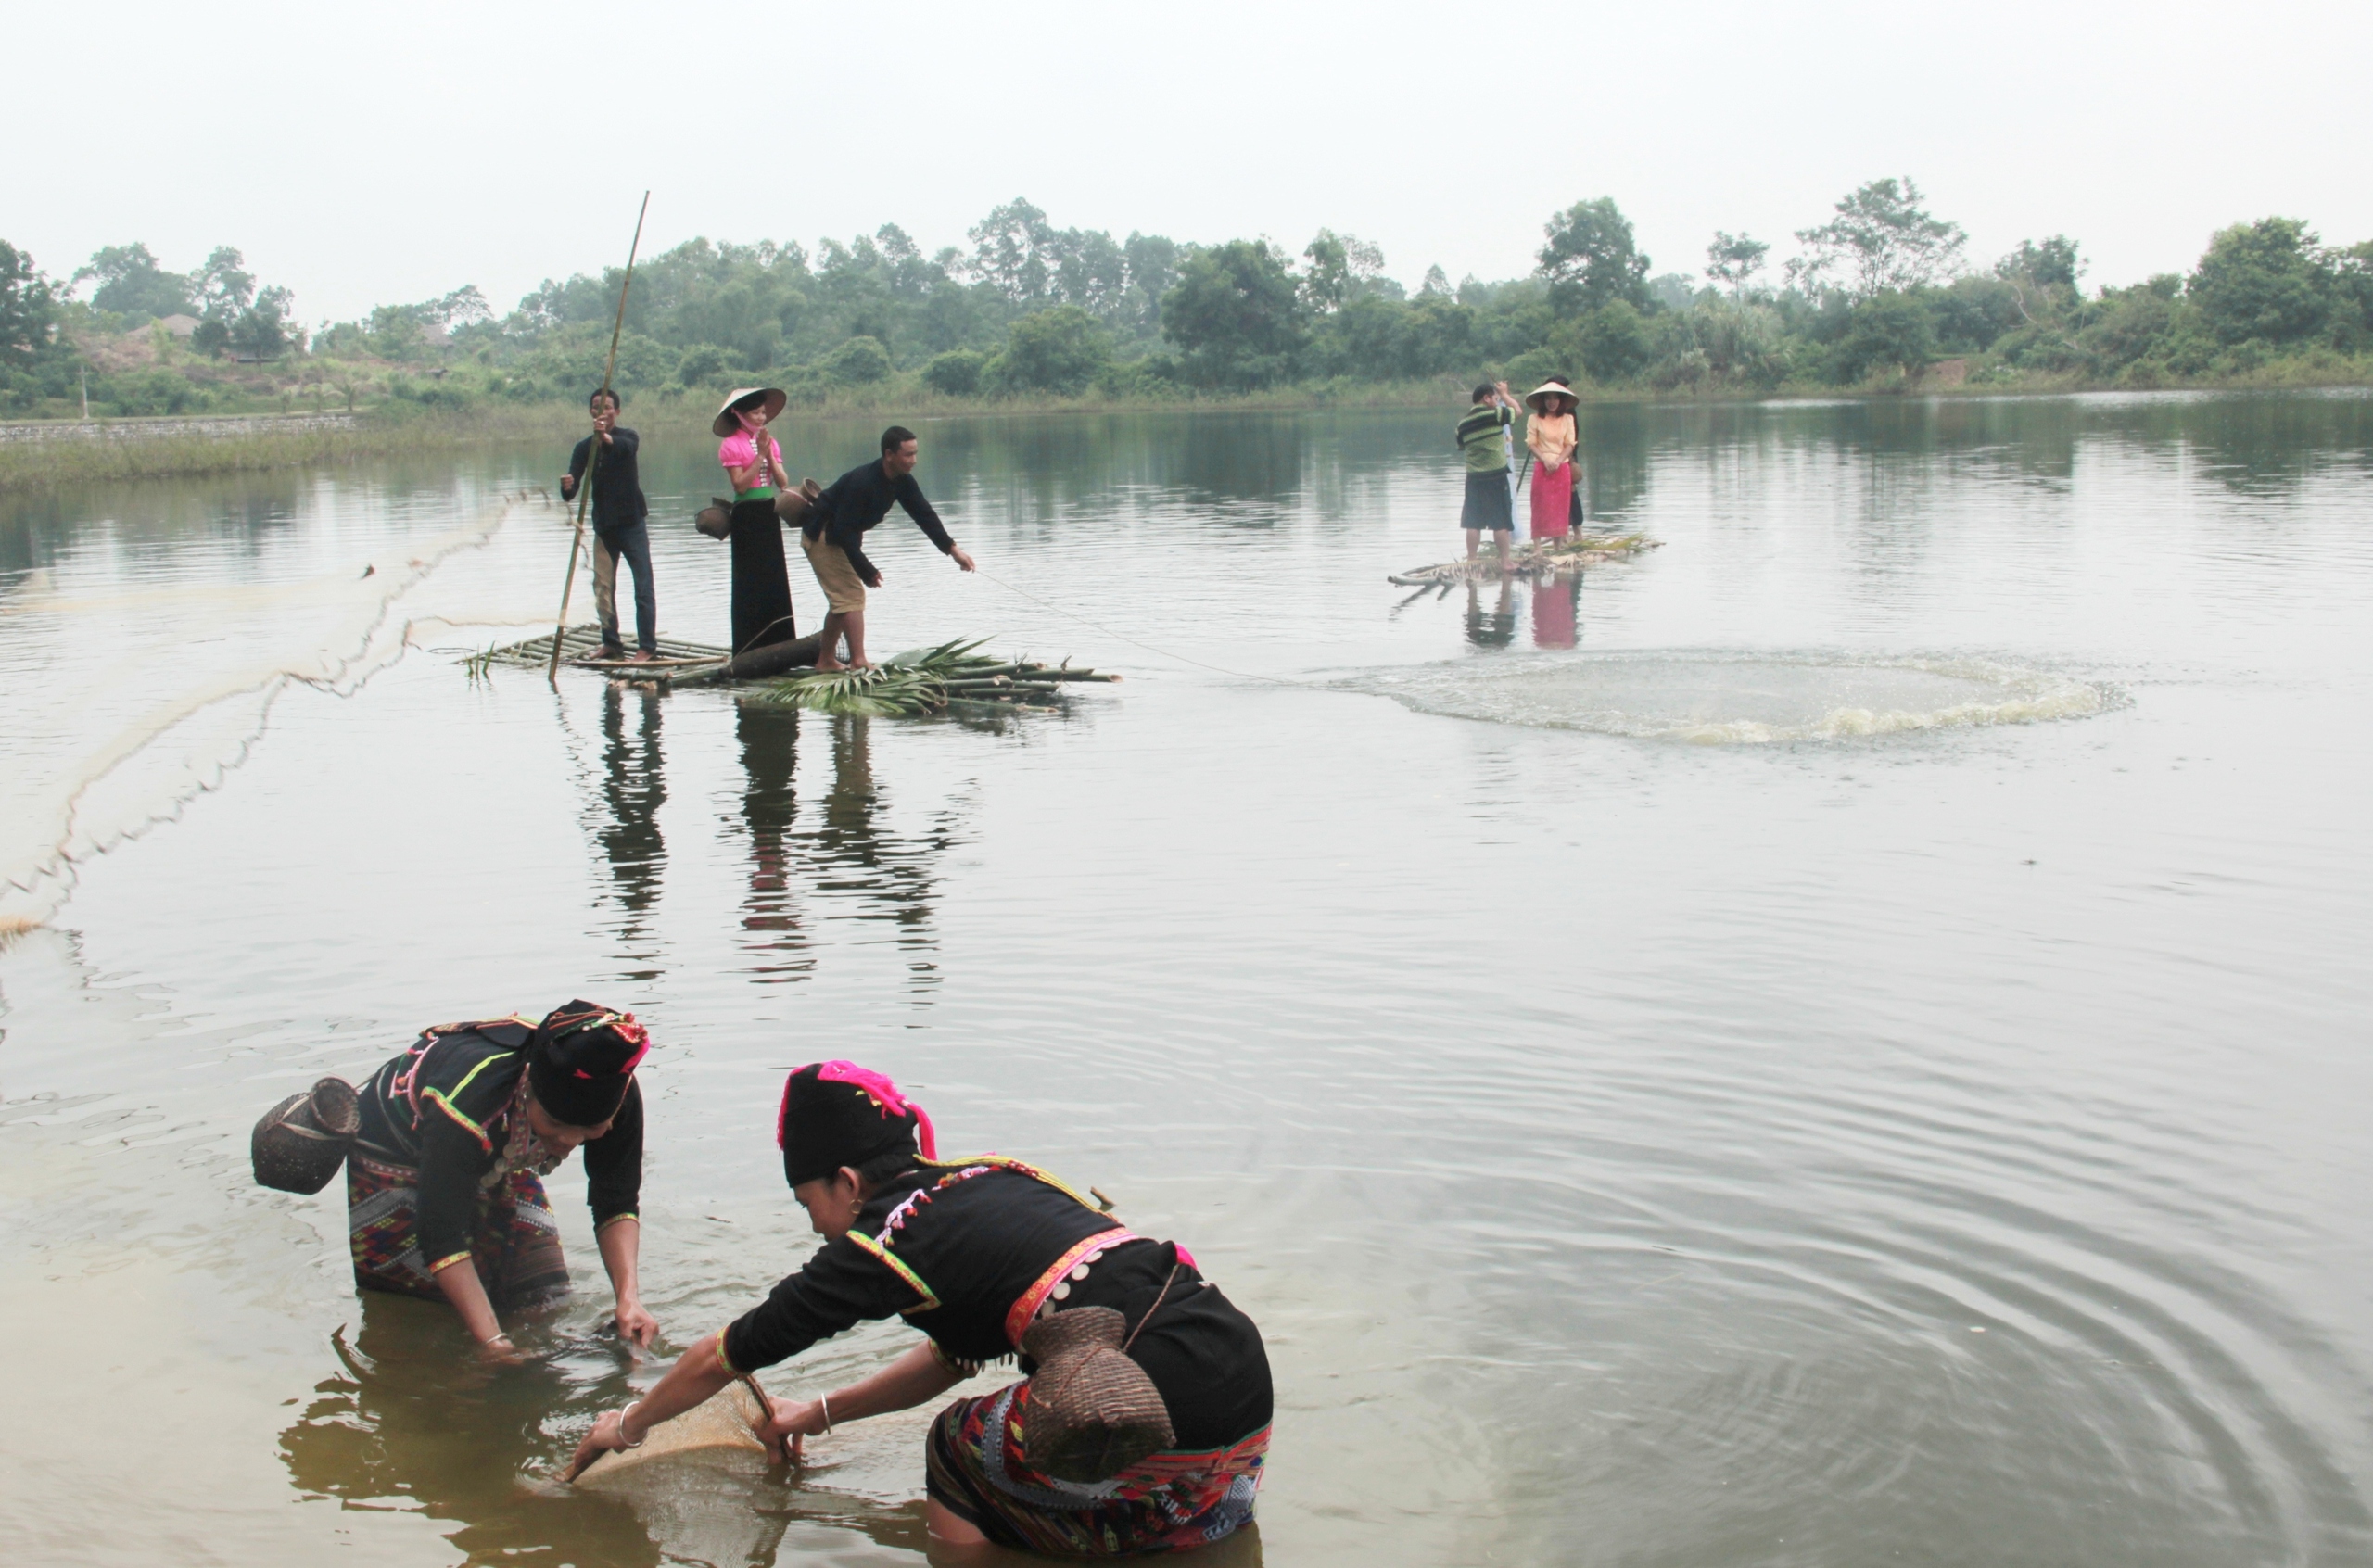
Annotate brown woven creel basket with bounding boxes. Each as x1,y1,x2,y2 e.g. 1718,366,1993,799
250,1077,361,1194
1020,1307,1176,1483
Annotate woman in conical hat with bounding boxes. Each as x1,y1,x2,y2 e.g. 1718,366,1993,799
1523,379,1580,539
347,1002,655,1358
567,1062,1274,1556
715,387,800,654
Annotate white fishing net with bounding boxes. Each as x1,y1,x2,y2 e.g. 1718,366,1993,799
0,490,568,929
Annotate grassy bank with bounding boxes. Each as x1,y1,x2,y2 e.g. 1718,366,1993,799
5,363,2367,493
0,404,582,491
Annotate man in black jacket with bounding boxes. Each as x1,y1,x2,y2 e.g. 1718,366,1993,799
561,388,656,660
801,425,977,670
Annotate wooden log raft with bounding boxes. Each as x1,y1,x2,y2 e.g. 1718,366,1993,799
1387,531,1661,586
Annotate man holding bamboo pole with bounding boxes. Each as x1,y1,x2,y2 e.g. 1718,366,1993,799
561,388,657,661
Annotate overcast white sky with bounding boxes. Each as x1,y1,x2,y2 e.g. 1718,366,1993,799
10,0,2368,325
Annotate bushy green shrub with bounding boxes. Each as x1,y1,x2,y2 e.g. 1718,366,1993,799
1818,291,1935,383
1578,302,1653,382
922,348,987,396
990,307,1111,394
102,369,207,415
1092,358,1185,399
822,335,894,386
676,345,731,387
1499,347,1567,391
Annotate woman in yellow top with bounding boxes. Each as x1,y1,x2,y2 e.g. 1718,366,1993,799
1524,381,1580,539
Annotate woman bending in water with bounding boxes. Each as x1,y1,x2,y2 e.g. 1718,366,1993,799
349,1002,655,1358
568,1062,1273,1555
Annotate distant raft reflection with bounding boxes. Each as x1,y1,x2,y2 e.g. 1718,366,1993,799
1360,651,2116,742
731,705,964,987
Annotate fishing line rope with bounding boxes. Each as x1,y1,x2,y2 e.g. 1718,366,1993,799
968,566,1330,691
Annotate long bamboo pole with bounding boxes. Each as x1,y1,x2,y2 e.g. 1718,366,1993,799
548,192,653,681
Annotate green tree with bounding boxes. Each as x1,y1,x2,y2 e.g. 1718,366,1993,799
2189,218,2333,345
1301,229,1384,313
1998,236,2083,292
71,243,196,322
192,246,256,322
1537,197,1651,311
1705,232,1770,296
190,318,231,358
2329,240,2373,348
994,306,1112,394
675,344,731,387
1161,241,1307,387
367,305,426,360
1578,300,1653,381
1791,178,1967,297
967,197,1060,305
1122,233,1183,333
822,335,894,385
230,285,294,359
1821,289,1937,381
0,241,61,368
1927,275,2026,353
923,348,987,396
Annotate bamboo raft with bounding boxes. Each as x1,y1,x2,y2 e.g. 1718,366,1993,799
1388,531,1661,586
460,626,1119,712
468,625,737,681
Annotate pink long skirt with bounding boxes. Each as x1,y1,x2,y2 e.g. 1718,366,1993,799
1529,461,1573,539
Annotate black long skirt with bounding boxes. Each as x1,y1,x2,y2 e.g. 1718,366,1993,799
728,498,797,653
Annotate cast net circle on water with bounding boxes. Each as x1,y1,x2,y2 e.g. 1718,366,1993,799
1353,651,2121,743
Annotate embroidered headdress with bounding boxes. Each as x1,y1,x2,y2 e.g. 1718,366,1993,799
527,1000,649,1127
777,1060,937,1188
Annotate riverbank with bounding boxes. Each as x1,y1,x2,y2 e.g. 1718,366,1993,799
5,364,2367,491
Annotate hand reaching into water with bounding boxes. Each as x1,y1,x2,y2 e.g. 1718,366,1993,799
476,1332,527,1367
763,1394,834,1464
614,1300,658,1347
565,1404,642,1481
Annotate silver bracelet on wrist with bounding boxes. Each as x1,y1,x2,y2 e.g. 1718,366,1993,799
618,1401,648,1448
819,1393,832,1434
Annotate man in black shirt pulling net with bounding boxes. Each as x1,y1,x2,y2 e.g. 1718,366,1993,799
800,424,977,670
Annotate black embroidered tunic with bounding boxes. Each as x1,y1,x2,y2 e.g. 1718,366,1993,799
353,1021,643,1271
720,1157,1272,1449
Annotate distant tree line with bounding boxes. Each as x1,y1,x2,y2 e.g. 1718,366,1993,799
6,183,2372,418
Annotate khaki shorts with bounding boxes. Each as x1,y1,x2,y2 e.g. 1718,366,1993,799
801,530,866,614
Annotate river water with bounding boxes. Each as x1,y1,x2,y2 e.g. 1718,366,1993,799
2,394,2369,1567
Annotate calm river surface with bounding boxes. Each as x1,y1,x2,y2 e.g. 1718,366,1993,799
3,394,2370,1567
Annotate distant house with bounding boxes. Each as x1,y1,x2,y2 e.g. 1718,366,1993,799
422,322,451,350
157,314,201,340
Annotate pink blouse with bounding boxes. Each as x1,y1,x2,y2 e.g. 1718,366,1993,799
718,430,782,489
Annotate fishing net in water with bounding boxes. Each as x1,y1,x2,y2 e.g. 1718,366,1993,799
0,491,556,929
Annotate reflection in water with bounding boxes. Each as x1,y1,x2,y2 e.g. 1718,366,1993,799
278,1296,958,1566
595,682,666,979
1464,578,1515,650
733,705,958,988
281,1296,670,1568
1530,570,1580,650
737,700,808,980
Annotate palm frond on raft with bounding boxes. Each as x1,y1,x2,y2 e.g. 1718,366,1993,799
753,639,1120,716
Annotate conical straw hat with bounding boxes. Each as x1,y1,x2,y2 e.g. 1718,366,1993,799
713,387,788,438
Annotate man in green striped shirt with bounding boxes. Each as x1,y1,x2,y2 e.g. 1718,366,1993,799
1457,380,1520,564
